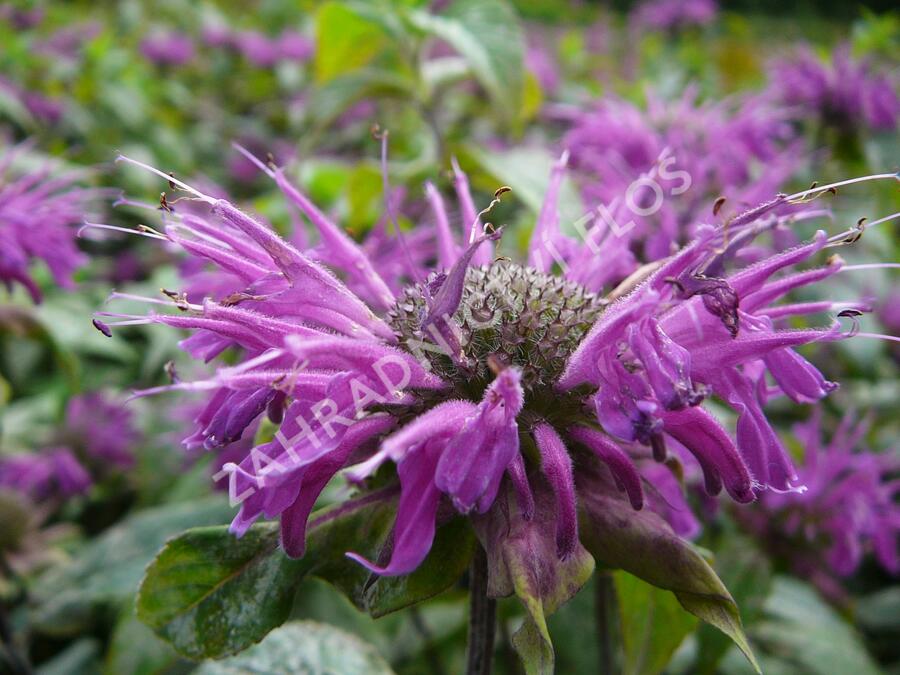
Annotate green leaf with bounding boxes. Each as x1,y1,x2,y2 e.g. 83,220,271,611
420,56,471,93
32,497,233,635
136,524,307,660
520,70,544,124
363,516,475,617
0,304,80,394
750,577,882,675
615,571,697,675
465,145,585,226
410,0,524,121
314,2,391,83
194,621,395,675
578,487,760,673
347,164,387,231
136,489,397,659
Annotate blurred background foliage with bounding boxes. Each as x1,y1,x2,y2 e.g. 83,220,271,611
0,0,897,673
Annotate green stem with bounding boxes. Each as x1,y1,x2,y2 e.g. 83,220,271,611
595,571,619,675
465,546,496,675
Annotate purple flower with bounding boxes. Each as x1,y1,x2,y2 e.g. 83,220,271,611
0,6,44,30
878,289,900,335
62,393,139,469
97,151,889,587
222,29,314,67
0,449,91,502
525,34,560,96
739,410,899,601
630,0,717,32
0,393,139,504
226,138,295,184
1,143,97,302
140,31,196,67
559,90,802,288
770,45,899,133
0,77,66,124
233,31,281,67
277,30,314,62
33,22,101,61
201,22,233,48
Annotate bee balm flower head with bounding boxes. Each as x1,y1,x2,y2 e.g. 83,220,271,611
96,149,896,589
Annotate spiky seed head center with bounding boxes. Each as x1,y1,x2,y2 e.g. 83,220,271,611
388,262,606,417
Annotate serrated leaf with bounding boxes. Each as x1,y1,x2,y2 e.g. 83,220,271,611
578,487,760,673
32,497,233,635
410,0,524,121
615,571,697,675
136,524,307,660
194,621,395,675
136,490,397,659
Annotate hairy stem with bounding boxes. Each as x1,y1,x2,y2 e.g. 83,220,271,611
465,546,496,675
595,570,619,675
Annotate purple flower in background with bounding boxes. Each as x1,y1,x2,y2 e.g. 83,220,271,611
0,6,44,30
233,30,281,67
63,393,139,469
770,45,899,133
33,22,101,61
22,92,66,125
585,18,610,55
93,144,896,597
559,90,802,288
878,289,900,335
739,410,899,602
0,142,99,302
219,29,315,66
201,22,233,48
525,34,560,96
630,0,717,32
140,30,196,67
0,392,138,506
0,77,66,124
0,449,91,502
277,30,314,62
226,137,296,184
